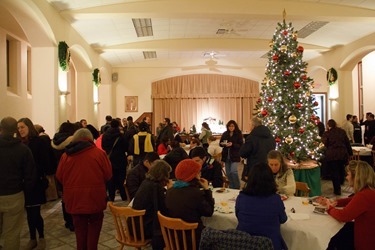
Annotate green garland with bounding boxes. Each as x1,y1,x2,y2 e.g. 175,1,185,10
58,41,70,71
92,68,101,87
326,68,338,86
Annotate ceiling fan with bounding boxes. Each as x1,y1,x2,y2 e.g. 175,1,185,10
181,59,242,72
203,51,226,59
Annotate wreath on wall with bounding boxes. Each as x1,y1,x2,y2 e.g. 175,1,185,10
92,68,101,87
326,67,338,86
58,41,70,71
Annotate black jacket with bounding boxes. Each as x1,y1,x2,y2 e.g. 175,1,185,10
126,163,149,200
201,156,223,188
0,135,37,196
220,131,243,162
240,125,275,179
102,127,127,170
163,147,188,179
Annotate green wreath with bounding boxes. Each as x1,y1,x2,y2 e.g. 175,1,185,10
92,68,101,87
326,68,338,86
58,41,70,71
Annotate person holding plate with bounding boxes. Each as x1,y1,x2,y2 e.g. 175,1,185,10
267,150,296,196
236,162,287,250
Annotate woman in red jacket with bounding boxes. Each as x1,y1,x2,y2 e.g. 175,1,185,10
325,160,375,250
56,128,112,250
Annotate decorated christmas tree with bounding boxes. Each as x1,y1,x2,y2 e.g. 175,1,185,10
255,12,323,163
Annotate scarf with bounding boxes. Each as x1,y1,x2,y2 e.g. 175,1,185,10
133,132,153,155
173,180,190,188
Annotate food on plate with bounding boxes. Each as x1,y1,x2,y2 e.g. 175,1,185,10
216,188,227,193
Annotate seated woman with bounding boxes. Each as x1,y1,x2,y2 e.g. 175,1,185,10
189,146,223,188
166,159,215,248
323,160,375,250
157,136,170,155
132,160,172,250
267,150,296,196
236,162,287,250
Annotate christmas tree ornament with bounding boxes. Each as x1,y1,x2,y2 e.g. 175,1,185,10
288,115,297,124
299,127,305,134
267,97,273,102
261,109,268,116
283,30,288,36
284,70,290,76
313,101,319,106
268,120,275,126
290,151,295,157
285,136,293,144
257,97,261,103
295,103,302,109
301,75,307,80
292,32,298,40
269,41,274,47
291,52,297,58
319,143,325,149
275,137,281,143
272,55,279,61
306,92,311,97
270,80,276,86
293,82,301,89
280,45,287,52
297,46,304,53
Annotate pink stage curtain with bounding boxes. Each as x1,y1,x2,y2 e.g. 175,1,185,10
152,74,259,133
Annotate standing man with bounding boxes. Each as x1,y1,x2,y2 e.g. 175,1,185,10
341,114,354,143
100,115,112,134
240,117,276,181
157,118,174,146
0,117,37,250
56,128,112,250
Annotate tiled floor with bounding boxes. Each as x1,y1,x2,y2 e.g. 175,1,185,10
15,179,352,250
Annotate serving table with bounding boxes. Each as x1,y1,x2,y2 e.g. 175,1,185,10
202,188,344,250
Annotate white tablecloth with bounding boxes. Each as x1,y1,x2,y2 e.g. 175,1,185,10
202,188,344,250
352,146,372,156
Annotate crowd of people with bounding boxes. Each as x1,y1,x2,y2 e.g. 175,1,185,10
0,112,374,250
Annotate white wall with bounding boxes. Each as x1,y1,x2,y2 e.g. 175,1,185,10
362,51,375,114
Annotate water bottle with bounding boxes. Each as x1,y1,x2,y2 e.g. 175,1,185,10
208,182,213,191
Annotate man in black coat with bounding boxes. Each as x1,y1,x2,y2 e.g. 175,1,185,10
240,117,276,181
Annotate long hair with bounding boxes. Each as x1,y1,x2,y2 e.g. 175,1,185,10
226,120,241,134
327,119,337,129
267,150,289,178
353,161,375,193
242,162,277,196
202,122,210,130
17,117,38,140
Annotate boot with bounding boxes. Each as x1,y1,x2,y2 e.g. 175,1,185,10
24,239,37,250
36,239,46,250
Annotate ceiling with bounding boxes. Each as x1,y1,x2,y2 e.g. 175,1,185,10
47,0,375,71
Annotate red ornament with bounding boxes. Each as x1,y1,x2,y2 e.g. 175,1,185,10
311,114,316,120
257,98,261,103
299,128,305,134
275,137,281,143
283,30,288,36
284,70,290,76
261,109,268,116
297,46,304,53
294,82,301,89
301,75,308,80
272,55,279,61
290,151,295,157
313,101,319,106
267,97,273,102
296,103,302,109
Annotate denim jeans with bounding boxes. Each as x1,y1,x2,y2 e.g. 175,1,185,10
225,160,240,189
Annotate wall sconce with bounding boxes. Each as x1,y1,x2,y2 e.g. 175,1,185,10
328,97,338,102
94,101,101,105
59,90,70,96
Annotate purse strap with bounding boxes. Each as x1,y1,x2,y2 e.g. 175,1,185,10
107,137,120,158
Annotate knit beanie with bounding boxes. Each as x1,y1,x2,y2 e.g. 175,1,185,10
175,159,202,182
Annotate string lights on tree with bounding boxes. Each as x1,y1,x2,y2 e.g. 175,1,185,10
255,10,323,163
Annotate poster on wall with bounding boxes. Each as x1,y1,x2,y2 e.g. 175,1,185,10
125,96,138,112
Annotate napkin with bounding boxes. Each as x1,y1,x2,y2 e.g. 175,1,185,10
288,213,310,220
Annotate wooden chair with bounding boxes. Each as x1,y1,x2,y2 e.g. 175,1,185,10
108,202,151,250
123,179,131,203
295,181,311,197
349,149,360,161
157,211,198,250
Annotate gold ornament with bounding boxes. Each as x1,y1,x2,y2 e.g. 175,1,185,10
288,115,297,124
270,80,276,86
309,150,315,156
319,142,325,149
306,92,311,97
285,135,293,144
292,32,298,40
262,78,267,85
291,52,297,58
280,45,287,52
268,120,275,126
269,41,274,48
